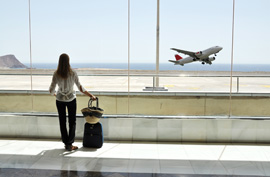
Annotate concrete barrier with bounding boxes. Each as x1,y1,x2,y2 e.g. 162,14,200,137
0,91,270,116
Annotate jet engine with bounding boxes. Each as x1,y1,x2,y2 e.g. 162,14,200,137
208,57,215,61
195,51,202,57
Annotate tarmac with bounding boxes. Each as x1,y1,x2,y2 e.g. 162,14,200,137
0,68,270,93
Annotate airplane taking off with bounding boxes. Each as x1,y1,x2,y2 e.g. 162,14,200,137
169,46,223,66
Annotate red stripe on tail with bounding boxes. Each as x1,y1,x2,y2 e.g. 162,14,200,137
175,54,182,61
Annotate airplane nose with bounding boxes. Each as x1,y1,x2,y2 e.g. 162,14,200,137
218,46,223,51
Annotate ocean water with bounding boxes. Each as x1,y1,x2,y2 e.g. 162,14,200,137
24,63,270,72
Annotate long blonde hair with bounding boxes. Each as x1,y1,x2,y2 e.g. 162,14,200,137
56,53,72,79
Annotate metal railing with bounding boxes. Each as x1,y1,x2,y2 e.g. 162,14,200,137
0,73,270,93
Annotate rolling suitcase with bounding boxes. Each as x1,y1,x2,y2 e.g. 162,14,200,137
83,122,103,148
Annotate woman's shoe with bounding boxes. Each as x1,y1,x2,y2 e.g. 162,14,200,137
65,145,78,151
71,145,78,150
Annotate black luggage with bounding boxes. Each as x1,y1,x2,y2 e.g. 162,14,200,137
83,122,103,148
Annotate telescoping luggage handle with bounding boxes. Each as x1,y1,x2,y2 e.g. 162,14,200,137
88,97,99,108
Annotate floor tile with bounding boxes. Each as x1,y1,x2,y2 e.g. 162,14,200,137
1,139,270,176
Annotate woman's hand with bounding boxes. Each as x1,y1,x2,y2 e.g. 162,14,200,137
82,89,96,100
91,95,97,100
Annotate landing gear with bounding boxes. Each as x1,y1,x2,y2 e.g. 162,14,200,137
202,62,205,65
193,58,196,61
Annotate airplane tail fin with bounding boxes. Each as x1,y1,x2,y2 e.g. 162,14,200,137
175,54,182,61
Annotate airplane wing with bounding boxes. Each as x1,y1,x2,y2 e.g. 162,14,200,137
170,48,196,57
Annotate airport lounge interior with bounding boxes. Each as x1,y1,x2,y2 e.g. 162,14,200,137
1,0,270,176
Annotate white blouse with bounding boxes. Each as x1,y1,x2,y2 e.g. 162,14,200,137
49,70,86,102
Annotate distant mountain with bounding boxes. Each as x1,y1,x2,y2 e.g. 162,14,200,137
0,55,27,68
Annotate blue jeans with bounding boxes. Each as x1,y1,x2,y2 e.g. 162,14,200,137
56,99,77,146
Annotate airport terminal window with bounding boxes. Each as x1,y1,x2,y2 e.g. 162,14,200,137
1,0,270,117
233,0,270,93
30,0,128,92
231,0,270,116
0,1,31,90
128,0,156,92
158,0,233,116
160,0,232,93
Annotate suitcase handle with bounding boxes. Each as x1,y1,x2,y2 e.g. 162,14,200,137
88,97,99,108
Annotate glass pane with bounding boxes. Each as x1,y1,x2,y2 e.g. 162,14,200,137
232,0,270,117
0,1,33,113
0,0,31,90
128,0,233,116
30,0,128,113
160,0,232,92
129,0,156,92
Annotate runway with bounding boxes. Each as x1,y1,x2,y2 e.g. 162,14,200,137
0,74,270,93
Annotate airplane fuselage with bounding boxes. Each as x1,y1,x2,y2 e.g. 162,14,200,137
195,46,222,59
169,46,223,66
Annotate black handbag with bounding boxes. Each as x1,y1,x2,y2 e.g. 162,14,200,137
81,97,104,124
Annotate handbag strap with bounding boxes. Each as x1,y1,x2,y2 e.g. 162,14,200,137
88,97,99,108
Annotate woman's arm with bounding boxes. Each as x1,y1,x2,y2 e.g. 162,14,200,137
74,70,96,100
80,86,96,100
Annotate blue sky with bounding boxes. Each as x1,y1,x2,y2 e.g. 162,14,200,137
1,0,270,64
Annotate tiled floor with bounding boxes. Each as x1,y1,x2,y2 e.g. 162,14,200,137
0,138,270,177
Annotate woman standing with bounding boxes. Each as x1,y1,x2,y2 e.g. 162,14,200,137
49,53,96,151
